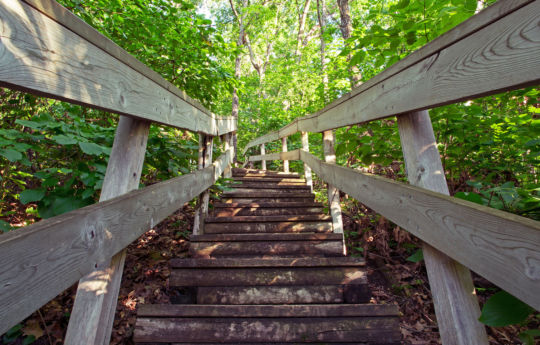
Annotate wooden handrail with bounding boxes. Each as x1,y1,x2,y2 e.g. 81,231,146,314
0,148,234,335
0,0,236,136
248,149,540,310
242,0,539,153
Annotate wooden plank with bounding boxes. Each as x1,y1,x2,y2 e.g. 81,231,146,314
189,240,345,258
242,131,279,155
213,202,323,207
137,304,398,318
205,215,331,223
170,267,366,287
170,257,365,268
398,110,488,344
323,131,344,234
192,135,206,235
213,206,323,217
249,149,300,162
197,286,345,304
204,221,332,234
134,317,400,343
199,135,214,234
223,133,232,178
0,0,235,135
0,166,217,334
260,144,266,170
64,117,149,345
281,137,289,173
299,150,540,310
301,132,313,192
190,233,344,242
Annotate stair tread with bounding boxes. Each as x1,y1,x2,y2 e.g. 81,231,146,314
213,202,323,208
171,257,364,268
206,215,332,222
230,184,311,189
138,304,398,317
190,233,343,242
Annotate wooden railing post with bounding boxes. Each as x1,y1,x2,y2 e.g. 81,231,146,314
193,135,214,235
301,132,313,192
282,137,289,173
322,130,343,234
261,144,267,170
64,116,150,345
397,110,488,345
224,133,233,178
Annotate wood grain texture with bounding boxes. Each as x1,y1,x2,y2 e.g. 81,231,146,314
134,317,400,343
323,130,344,235
302,132,313,192
0,163,228,334
299,150,540,310
170,257,365,268
137,304,398,318
0,0,235,135
260,143,266,170
249,149,300,162
398,111,488,344
65,117,149,345
282,137,289,173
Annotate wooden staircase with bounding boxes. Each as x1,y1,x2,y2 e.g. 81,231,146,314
134,168,401,344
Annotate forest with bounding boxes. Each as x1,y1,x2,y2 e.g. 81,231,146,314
0,0,538,344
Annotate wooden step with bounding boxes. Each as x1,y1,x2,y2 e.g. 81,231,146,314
189,240,344,258
233,177,307,184
226,188,313,195
212,202,324,216
190,233,343,242
222,196,315,204
232,168,300,178
205,215,331,223
170,257,365,268
135,304,401,344
204,220,333,234
229,183,311,190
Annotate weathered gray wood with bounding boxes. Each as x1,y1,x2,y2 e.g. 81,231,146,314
242,131,279,155
299,150,540,310
206,214,332,223
0,166,217,335
323,131,344,235
301,132,313,192
170,257,365,268
249,150,300,162
65,117,149,345
137,303,398,318
171,267,365,287
213,205,323,217
0,0,235,135
134,317,400,343
190,233,343,242
397,110,488,344
197,135,214,234
282,137,289,173
223,133,233,178
192,135,206,235
189,240,344,258
260,144,266,170
204,221,332,234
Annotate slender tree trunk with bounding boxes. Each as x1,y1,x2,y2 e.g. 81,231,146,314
317,0,328,103
295,0,312,62
337,0,361,88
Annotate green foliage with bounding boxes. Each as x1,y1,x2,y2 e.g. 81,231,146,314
478,291,534,327
2,324,35,344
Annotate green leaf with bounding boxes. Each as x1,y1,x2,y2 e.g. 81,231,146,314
0,220,13,233
78,142,106,155
20,189,46,204
519,330,540,345
478,291,533,327
0,148,23,162
53,134,78,145
349,50,366,66
464,0,477,11
406,249,424,262
22,335,36,345
396,0,410,9
455,191,484,205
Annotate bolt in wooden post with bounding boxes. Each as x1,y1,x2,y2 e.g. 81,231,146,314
261,143,267,170
282,137,289,173
64,116,150,345
301,132,313,192
322,130,344,234
398,110,488,345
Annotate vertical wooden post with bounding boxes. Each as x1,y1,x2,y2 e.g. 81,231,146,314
193,135,213,235
224,133,233,178
192,134,206,235
322,130,344,234
301,132,313,192
397,110,488,345
261,143,267,170
282,137,289,173
64,116,150,345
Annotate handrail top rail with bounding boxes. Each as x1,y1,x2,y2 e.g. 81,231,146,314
242,0,537,153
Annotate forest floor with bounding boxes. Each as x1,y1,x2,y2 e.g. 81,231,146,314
1,195,536,345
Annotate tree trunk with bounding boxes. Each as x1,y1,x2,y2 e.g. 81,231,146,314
295,0,313,62
336,0,362,88
317,0,328,103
